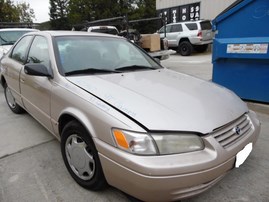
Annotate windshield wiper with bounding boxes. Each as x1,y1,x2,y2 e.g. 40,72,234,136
115,65,159,72
1,41,15,46
65,68,121,76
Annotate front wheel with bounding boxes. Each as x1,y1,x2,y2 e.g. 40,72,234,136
4,83,24,114
61,120,107,190
178,41,193,56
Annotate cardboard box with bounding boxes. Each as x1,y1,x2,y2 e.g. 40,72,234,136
140,34,160,52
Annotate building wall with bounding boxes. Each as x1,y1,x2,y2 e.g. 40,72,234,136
156,0,237,20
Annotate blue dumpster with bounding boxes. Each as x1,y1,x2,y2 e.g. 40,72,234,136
212,0,269,103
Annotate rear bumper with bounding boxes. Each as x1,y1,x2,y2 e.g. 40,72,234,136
191,38,213,45
95,111,260,201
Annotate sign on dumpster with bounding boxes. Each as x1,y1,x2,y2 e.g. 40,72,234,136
227,43,268,54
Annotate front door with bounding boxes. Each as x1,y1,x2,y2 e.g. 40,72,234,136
20,35,54,133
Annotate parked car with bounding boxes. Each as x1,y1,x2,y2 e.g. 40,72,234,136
158,20,213,56
0,28,38,82
0,28,38,58
0,31,260,202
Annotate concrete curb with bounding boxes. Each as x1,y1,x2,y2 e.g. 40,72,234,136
246,101,269,116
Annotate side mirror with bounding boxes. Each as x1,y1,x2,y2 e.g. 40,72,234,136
24,63,53,78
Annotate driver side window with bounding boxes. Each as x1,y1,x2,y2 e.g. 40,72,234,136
159,25,172,34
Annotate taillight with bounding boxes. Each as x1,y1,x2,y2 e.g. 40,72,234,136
197,30,202,38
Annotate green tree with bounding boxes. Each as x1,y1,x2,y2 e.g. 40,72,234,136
17,2,35,23
51,0,157,31
0,0,35,23
129,0,158,33
68,0,92,25
49,0,69,29
0,0,20,22
68,0,135,27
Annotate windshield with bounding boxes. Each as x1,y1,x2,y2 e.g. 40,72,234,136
55,36,161,75
0,30,32,46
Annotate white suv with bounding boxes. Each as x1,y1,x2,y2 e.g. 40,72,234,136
158,20,213,56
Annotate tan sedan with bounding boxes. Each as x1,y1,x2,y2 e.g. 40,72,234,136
0,31,260,201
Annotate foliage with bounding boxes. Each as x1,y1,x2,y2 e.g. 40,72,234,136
67,0,134,25
0,0,35,23
67,0,92,25
49,0,69,29
129,0,158,33
17,2,35,23
48,0,157,32
0,0,20,22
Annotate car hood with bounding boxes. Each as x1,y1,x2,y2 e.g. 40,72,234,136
67,69,248,134
0,45,12,58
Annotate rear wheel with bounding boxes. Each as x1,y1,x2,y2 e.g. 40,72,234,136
178,41,193,56
61,120,107,190
4,83,24,114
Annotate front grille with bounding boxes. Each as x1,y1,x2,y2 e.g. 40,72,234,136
212,114,253,149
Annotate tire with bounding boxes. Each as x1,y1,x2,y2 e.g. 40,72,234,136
61,120,107,191
194,44,208,53
4,83,24,114
178,41,193,56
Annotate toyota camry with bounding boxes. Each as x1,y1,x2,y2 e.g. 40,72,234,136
0,31,260,201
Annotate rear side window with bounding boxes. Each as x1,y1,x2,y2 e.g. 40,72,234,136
185,23,198,30
171,24,183,32
11,35,33,63
200,21,212,30
160,25,172,33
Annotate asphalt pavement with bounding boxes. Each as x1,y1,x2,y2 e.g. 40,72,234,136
0,51,269,202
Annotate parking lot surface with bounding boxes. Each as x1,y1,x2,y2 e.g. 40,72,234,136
1,52,269,202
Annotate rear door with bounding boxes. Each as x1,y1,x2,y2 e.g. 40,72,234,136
168,24,183,47
1,35,33,107
159,24,183,47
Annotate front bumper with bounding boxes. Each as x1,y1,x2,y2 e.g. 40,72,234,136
95,111,260,201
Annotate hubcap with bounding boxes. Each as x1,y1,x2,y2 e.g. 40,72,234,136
65,135,95,180
182,46,187,52
5,87,16,109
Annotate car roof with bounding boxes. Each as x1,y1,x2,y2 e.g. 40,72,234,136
166,20,210,26
0,28,38,32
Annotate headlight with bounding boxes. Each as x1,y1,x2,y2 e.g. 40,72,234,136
152,133,204,155
112,129,157,155
112,129,204,155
